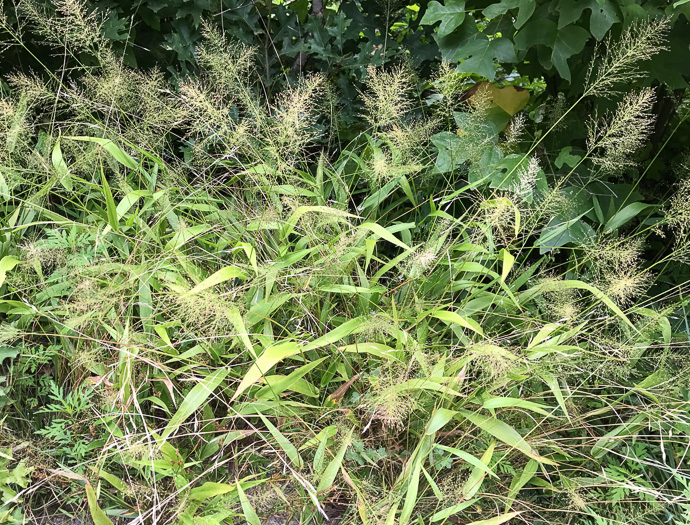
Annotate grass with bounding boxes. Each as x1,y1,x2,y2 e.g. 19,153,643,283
0,8,689,525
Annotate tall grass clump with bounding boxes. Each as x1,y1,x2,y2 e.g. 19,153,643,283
0,4,688,525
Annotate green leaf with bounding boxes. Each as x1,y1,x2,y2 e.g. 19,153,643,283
302,317,366,352
591,412,648,459
255,357,327,399
555,146,582,169
187,266,247,295
535,212,594,253
515,20,590,81
236,481,261,525
338,343,402,360
483,0,535,29
259,415,304,468
482,397,554,416
431,499,479,522
506,460,538,511
454,36,517,81
457,409,557,464
420,0,466,38
430,309,484,336
392,378,464,397
85,485,114,525
538,371,571,423
116,190,148,220
604,202,654,232
461,440,495,499
189,482,236,501
68,136,139,171
358,222,411,251
0,256,20,288
317,428,353,492
425,408,458,435
100,173,119,232
500,249,514,284
435,444,499,478
319,284,387,294
556,0,621,41
165,225,212,251
161,368,229,442
232,342,302,401
51,138,72,191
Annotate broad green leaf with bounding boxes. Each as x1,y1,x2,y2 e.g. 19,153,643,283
462,440,495,499
68,136,139,170
483,0,534,28
454,36,517,81
0,256,20,288
165,225,212,251
338,343,402,360
116,190,149,220
232,342,302,401
604,202,654,232
302,317,366,352
420,0,466,38
556,0,620,40
505,459,538,511
317,428,353,492
430,309,484,336
85,485,114,525
425,408,457,435
51,138,72,191
482,397,553,416
236,481,261,525
435,444,499,478
500,249,514,284
255,357,327,399
187,266,247,295
431,498,479,522
91,468,127,493
539,371,571,423
358,222,411,251
535,213,592,253
259,415,303,468
161,368,229,442
457,409,557,464
515,19,590,81
101,173,119,232
189,482,236,501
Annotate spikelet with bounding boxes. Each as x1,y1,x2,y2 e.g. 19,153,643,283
585,18,669,97
587,88,656,173
361,65,414,129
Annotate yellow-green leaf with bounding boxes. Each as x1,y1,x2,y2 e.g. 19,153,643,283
458,409,557,465
232,342,302,401
85,485,114,525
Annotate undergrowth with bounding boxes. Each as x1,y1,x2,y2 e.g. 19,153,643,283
0,5,689,525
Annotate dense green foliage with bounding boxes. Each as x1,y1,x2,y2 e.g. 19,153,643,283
0,1,689,524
